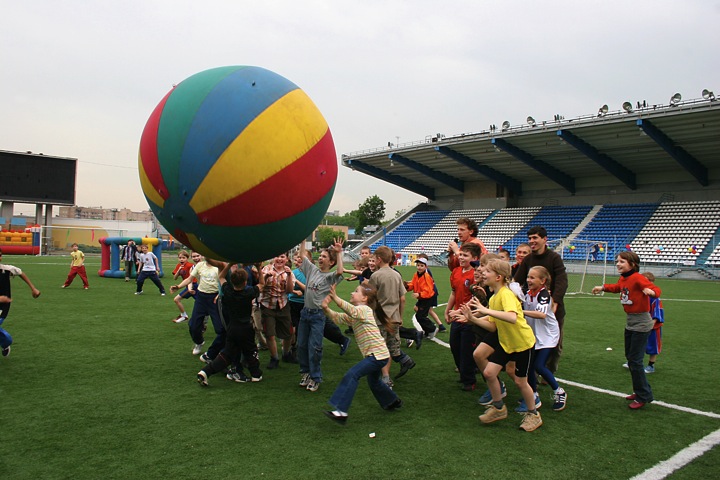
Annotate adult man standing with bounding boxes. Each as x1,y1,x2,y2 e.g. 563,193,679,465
447,217,488,271
513,226,568,373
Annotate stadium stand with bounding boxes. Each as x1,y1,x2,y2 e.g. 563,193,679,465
402,208,492,255
630,200,720,264
501,205,593,256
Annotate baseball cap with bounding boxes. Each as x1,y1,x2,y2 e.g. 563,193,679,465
415,258,428,265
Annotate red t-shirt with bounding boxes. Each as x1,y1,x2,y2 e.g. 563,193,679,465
450,266,475,309
173,262,193,281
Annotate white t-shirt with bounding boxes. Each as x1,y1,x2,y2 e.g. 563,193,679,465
138,252,158,272
524,287,560,349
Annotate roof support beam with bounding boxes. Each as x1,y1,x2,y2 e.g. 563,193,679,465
557,130,637,190
342,159,435,199
435,146,523,196
491,138,576,194
389,153,465,192
637,119,708,186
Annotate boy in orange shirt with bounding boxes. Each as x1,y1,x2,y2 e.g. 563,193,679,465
405,258,438,338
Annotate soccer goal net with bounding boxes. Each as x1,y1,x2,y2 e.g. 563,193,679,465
547,239,610,295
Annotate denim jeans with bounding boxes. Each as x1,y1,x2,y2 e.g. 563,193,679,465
450,322,477,386
189,292,225,358
329,355,398,412
298,308,326,381
625,328,653,402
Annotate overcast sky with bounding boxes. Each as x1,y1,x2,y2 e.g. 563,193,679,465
2,1,718,219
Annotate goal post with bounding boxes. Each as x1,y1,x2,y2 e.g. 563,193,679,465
547,239,610,295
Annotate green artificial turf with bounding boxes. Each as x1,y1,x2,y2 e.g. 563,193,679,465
1,256,718,479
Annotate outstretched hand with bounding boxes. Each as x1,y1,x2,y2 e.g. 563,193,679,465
332,237,344,253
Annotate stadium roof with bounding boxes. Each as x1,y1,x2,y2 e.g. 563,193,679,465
341,97,720,201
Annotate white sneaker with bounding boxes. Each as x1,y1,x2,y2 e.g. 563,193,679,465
135,291,143,295
173,315,188,323
192,342,204,355
197,371,208,386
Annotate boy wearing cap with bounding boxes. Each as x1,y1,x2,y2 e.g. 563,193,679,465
405,257,438,338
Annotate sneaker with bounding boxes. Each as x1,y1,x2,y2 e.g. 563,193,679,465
1,345,10,357
135,291,143,295
461,383,476,392
478,382,507,406
306,379,320,392
405,338,415,349
479,405,508,424
395,358,416,379
197,370,208,386
515,393,542,413
625,393,638,401
267,357,280,370
644,365,655,374
629,400,646,410
160,292,166,296
125,278,130,282
192,343,204,355
250,375,263,382
622,362,629,369
344,327,354,335
226,366,237,380
200,353,212,364
229,371,249,383
282,352,298,364
299,373,311,387
339,337,352,356
383,398,404,411
552,388,568,411
61,285,67,288
173,315,188,323
84,287,89,290
415,330,423,350
437,324,447,332
323,410,348,424
519,411,543,432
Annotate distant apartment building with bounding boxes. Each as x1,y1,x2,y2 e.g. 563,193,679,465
58,206,155,222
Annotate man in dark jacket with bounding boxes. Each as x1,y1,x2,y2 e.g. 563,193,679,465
513,226,568,373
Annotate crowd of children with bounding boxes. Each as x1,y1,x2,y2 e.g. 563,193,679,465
2,223,668,431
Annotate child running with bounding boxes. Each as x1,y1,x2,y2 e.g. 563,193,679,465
592,251,661,409
321,284,403,424
171,250,199,323
0,248,41,357
457,259,542,432
522,266,567,412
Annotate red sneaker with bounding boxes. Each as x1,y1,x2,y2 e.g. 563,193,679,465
625,393,638,401
628,400,646,410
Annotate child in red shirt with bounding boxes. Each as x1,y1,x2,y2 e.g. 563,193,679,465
593,251,661,409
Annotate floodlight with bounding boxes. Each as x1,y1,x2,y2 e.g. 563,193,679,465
526,116,536,126
702,89,716,101
501,121,510,131
598,104,609,116
669,93,682,105
622,102,633,113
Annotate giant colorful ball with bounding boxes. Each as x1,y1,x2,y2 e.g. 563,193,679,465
139,66,337,262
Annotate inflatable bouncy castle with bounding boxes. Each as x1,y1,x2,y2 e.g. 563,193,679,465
98,237,163,278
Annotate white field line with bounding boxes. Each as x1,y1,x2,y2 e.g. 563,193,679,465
629,428,720,480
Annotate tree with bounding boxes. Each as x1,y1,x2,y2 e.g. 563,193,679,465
356,195,386,234
316,226,345,248
322,209,359,230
